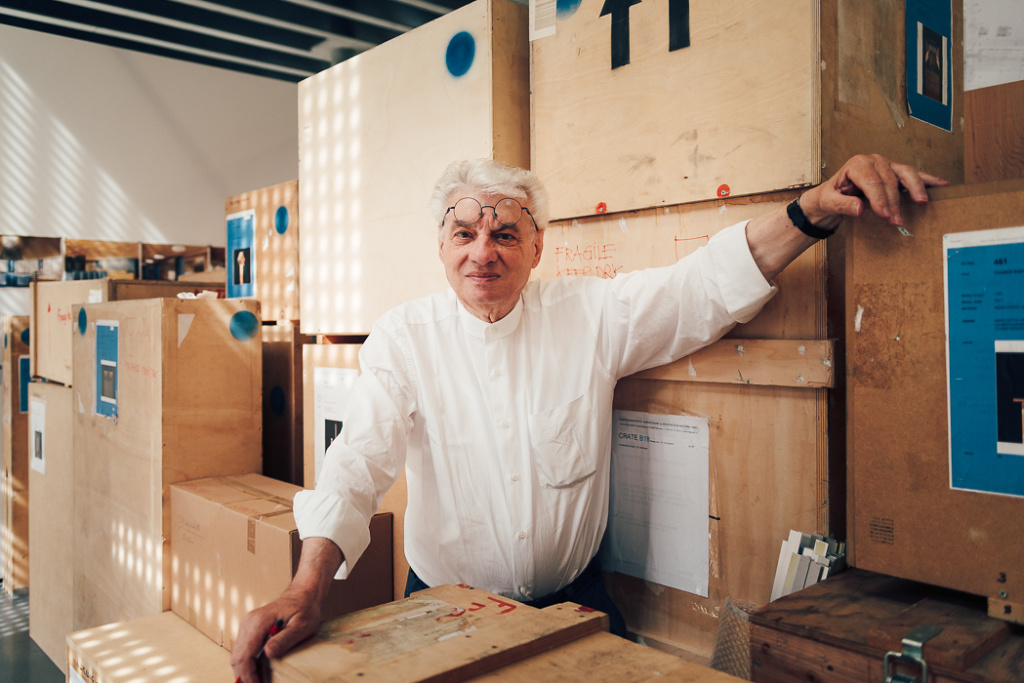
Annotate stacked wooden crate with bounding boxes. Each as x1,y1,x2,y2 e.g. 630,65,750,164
529,0,965,658
1,315,30,595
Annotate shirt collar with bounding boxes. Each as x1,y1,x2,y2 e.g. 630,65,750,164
456,295,524,340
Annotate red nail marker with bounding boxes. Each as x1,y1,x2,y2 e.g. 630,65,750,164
235,619,285,683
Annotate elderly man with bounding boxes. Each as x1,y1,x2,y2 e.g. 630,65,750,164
231,155,946,681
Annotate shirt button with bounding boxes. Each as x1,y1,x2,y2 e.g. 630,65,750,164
520,586,530,597
510,473,520,483
499,419,510,429
518,531,526,540
492,368,502,377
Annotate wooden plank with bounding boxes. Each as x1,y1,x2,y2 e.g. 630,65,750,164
988,598,1024,625
965,80,1024,183
27,382,74,674
298,0,529,335
67,611,233,683
270,585,606,683
1,315,30,594
844,180,1024,604
631,339,834,388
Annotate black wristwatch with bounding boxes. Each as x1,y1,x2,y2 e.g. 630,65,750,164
787,198,838,240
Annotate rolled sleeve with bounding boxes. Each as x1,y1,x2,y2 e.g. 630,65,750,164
293,488,370,580
707,220,777,323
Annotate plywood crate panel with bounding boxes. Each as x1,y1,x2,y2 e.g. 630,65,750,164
71,298,262,629
263,321,315,485
303,341,409,601
2,315,30,594
298,0,529,334
532,0,965,220
27,381,74,674
225,179,300,324
67,611,232,683
30,278,226,386
843,180,1024,616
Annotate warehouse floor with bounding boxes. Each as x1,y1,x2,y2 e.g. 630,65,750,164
0,587,64,683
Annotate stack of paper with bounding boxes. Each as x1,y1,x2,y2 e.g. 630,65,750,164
769,530,846,602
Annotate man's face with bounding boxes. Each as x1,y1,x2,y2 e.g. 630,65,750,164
438,188,544,323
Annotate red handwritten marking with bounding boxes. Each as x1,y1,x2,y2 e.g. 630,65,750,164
556,264,624,279
575,606,596,613
468,602,485,612
447,608,466,618
487,597,517,614
554,243,617,263
456,583,474,589
673,235,710,261
360,633,371,638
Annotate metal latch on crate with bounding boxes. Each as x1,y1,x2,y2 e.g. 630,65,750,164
883,625,943,683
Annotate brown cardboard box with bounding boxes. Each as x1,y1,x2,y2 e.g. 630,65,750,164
67,611,232,683
30,278,226,386
2,315,30,594
72,298,262,629
27,381,74,674
225,180,300,324
171,473,393,649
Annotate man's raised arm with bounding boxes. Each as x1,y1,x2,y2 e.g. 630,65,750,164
745,154,950,282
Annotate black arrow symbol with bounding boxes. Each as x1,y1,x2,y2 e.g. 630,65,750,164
669,0,690,51
600,0,643,69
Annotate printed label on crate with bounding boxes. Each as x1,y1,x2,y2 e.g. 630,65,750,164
95,319,118,419
227,209,256,299
29,397,45,475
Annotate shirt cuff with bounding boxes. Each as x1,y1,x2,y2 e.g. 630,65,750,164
293,488,371,580
708,220,777,323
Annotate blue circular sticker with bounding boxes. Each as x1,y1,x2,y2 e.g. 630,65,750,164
270,386,286,416
557,0,583,17
20,328,30,346
3,334,7,348
446,31,475,77
274,206,289,235
229,310,260,341
78,308,88,335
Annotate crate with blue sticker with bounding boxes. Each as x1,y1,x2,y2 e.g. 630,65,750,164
70,297,263,630
225,179,299,325
1,314,31,594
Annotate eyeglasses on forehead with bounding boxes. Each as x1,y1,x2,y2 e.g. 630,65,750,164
443,196,538,231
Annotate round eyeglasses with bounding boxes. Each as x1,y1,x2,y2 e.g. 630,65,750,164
443,197,538,231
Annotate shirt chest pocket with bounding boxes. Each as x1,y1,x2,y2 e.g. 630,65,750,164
528,395,595,489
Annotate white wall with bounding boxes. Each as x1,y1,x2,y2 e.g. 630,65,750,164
0,23,299,315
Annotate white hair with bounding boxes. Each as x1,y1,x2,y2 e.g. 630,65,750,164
429,159,549,231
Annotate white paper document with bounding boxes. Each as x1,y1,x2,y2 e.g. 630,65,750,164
600,410,710,596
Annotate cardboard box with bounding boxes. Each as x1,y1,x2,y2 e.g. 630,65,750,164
171,473,393,649
301,342,410,601
27,381,74,674
30,278,226,386
532,0,965,220
1,315,30,594
298,0,529,334
262,321,314,486
67,611,232,683
71,298,262,629
225,180,300,324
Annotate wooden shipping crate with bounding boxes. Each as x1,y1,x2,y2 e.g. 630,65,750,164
538,192,835,657
298,0,529,334
302,341,410,601
170,473,393,650
843,180,1024,619
1,315,30,594
225,180,300,324
262,321,315,486
30,278,226,386
67,611,233,683
26,381,74,675
532,0,965,220
270,583,743,682
749,569,1024,682
71,298,262,629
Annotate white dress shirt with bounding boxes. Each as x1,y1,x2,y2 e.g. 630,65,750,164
294,220,775,601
